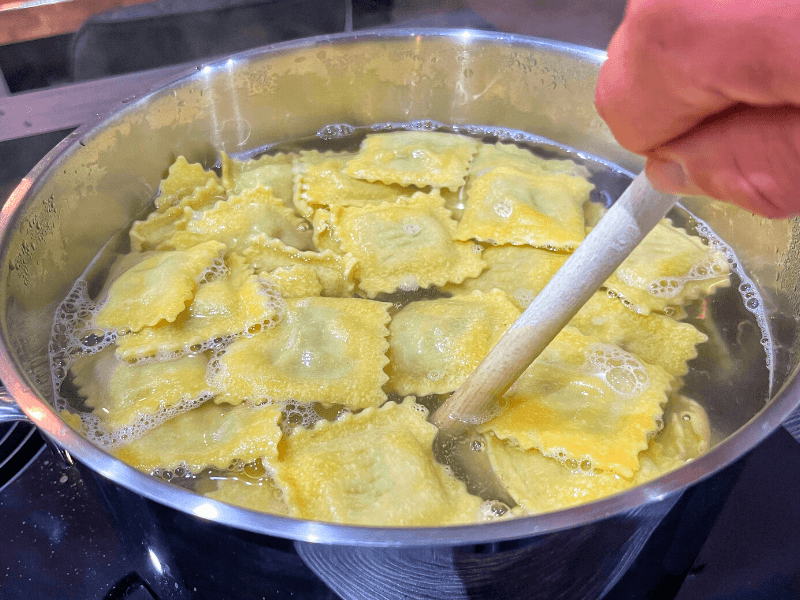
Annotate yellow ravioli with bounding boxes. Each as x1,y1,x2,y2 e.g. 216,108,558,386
263,265,323,298
442,245,568,310
570,293,708,378
205,476,289,516
484,394,711,514
480,327,672,478
71,346,212,433
113,401,283,473
632,394,711,484
240,234,357,297
154,156,221,211
344,131,478,191
606,220,731,314
471,142,591,179
95,240,226,333
388,290,520,396
220,151,296,209
330,192,487,298
267,398,483,525
115,258,285,360
484,434,632,515
161,186,313,252
293,151,410,218
212,297,390,409
130,179,227,251
455,165,592,250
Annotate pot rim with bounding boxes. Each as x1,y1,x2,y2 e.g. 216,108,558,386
2,28,798,547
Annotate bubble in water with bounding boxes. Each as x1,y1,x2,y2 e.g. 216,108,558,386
426,369,446,382
398,275,419,292
317,123,356,140
606,367,637,395
493,199,513,218
585,343,649,397
480,500,511,520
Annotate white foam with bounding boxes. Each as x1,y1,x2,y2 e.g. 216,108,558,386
646,254,728,299
584,343,650,397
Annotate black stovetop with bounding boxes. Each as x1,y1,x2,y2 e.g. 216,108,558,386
3,422,800,600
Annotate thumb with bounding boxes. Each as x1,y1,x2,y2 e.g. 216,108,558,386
644,105,800,219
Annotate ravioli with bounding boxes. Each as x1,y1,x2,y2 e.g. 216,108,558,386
471,142,591,179
570,293,707,378
114,401,282,473
483,434,632,514
293,151,410,218
442,245,568,310
344,131,478,191
267,398,483,525
480,327,672,478
130,179,227,251
329,192,487,298
484,394,711,514
95,240,227,333
114,257,285,360
71,346,212,433
205,476,289,516
161,186,313,252
240,234,357,297
154,156,221,211
220,151,296,209
455,165,592,250
56,132,729,527
632,394,711,484
212,297,391,409
606,220,730,314
388,290,520,396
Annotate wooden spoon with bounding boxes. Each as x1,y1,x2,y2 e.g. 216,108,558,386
431,171,680,436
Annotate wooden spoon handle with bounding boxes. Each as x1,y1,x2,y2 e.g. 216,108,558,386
431,172,679,433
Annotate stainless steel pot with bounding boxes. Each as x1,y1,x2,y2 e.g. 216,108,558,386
1,29,799,597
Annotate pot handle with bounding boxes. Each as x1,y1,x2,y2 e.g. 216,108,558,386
0,384,33,424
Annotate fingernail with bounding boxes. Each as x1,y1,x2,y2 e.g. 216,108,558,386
647,158,689,194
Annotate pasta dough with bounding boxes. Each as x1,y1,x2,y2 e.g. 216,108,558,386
161,186,313,252
293,151,410,218
211,297,391,409
484,393,711,514
606,220,730,314
114,255,284,360
220,151,296,209
455,165,592,250
205,476,289,516
54,130,731,528
387,290,520,396
327,191,487,297
240,234,357,297
154,156,221,211
442,244,568,309
267,398,484,525
480,327,673,478
71,346,212,433
114,401,283,473
344,131,478,191
95,240,226,333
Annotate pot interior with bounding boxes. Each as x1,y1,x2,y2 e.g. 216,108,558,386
1,30,799,545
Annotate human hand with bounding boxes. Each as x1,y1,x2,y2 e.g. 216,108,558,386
595,0,800,218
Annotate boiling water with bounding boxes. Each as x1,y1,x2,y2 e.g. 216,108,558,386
47,121,774,505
